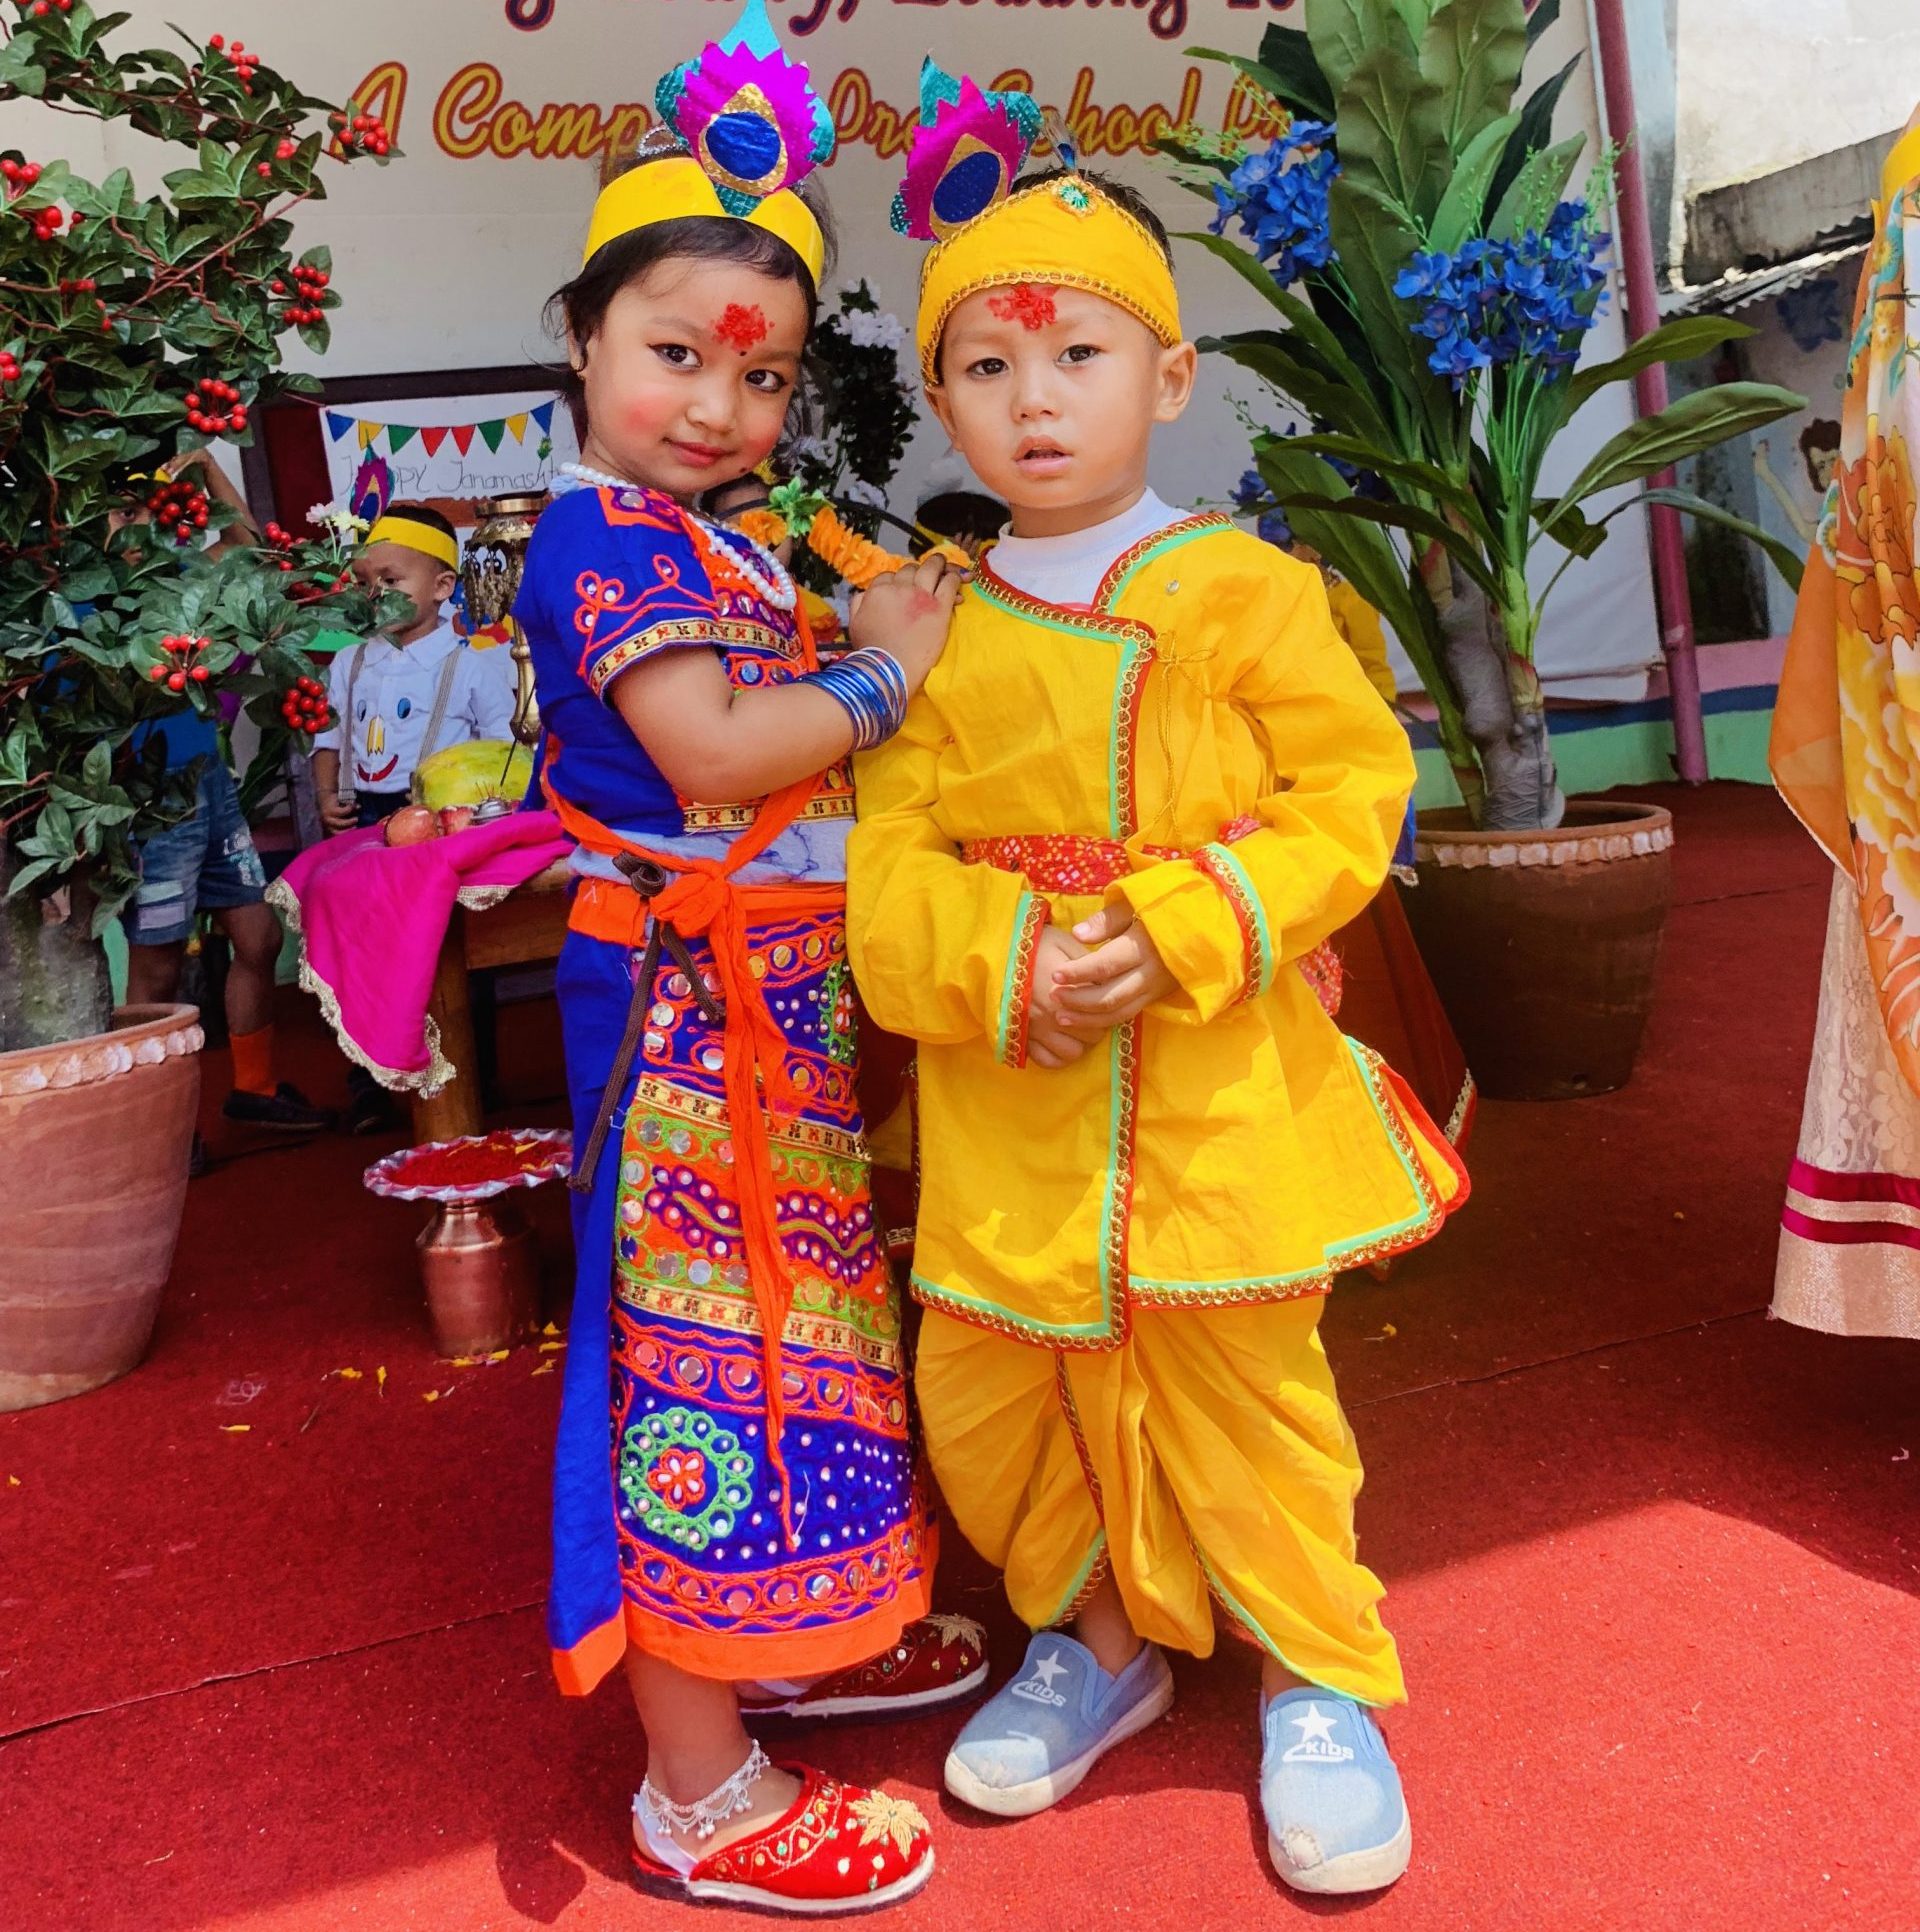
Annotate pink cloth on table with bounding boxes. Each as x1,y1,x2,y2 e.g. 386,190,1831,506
271,810,573,1094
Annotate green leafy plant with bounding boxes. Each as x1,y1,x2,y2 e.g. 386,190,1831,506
0,2,405,1049
1168,0,1804,830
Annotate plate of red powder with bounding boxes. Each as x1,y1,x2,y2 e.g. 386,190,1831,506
364,1128,572,1204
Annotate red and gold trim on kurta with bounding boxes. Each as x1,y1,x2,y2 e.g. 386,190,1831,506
998,890,1050,1069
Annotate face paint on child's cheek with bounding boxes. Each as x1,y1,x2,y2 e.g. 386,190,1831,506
988,284,1059,331
714,303,770,354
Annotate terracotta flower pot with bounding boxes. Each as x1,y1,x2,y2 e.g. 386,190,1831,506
1400,802,1674,1101
0,1003,203,1412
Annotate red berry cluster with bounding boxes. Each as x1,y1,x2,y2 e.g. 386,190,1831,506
264,521,296,548
147,478,211,543
148,634,213,692
23,1,77,16
0,158,41,196
281,675,329,733
185,378,247,436
0,349,21,386
329,110,392,157
206,35,260,85
270,261,330,327
57,275,96,295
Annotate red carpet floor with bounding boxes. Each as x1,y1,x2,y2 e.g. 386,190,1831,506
4,784,1916,1932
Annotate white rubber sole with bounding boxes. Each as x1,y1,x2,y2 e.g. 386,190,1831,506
942,1665,1176,1818
743,1657,990,1720
1267,1811,1412,1895
634,1844,936,1915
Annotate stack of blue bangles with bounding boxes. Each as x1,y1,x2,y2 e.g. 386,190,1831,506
803,645,911,751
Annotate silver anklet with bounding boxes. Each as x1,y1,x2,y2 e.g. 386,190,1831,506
634,1739,770,1842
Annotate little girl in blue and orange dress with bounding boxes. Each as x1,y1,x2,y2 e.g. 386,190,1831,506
514,6,973,1914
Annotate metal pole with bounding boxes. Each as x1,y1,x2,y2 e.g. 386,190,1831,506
1590,0,1711,784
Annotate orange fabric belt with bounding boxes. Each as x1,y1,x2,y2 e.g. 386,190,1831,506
961,817,1263,894
545,768,829,1544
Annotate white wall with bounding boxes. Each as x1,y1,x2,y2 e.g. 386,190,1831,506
1675,0,1920,196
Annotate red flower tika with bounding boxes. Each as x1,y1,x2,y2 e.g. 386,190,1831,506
988,282,1058,331
713,302,770,352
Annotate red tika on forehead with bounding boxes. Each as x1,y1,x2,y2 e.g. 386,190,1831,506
714,302,771,352
987,283,1058,331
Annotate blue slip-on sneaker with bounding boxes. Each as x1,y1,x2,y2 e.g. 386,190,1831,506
943,1631,1174,1817
1260,1687,1412,1894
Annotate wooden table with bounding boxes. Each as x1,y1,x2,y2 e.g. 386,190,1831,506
410,860,572,1144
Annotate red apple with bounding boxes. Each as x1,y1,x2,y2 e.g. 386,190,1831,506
383,804,439,846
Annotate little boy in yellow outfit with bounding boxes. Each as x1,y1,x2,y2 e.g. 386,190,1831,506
846,66,1466,1896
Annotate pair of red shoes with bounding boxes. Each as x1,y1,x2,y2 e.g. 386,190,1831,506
630,1613,988,1914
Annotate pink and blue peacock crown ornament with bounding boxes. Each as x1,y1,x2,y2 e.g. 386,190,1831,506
890,57,1051,243
654,0,837,213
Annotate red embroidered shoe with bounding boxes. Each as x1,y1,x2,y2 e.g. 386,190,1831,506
631,1763,935,1914
740,1614,989,1719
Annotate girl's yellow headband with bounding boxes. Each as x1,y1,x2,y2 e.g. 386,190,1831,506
364,513,459,571
582,0,834,287
915,178,1183,389
583,156,826,287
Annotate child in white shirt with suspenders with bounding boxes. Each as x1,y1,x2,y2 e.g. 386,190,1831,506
311,504,517,831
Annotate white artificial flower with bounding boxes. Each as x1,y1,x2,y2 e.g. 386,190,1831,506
786,434,833,467
841,308,906,352
839,477,886,508
306,502,332,524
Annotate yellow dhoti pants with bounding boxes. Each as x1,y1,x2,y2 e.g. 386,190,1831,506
916,1297,1405,1708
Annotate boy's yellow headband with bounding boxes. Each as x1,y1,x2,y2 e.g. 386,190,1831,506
915,179,1183,388
583,155,826,287
365,514,459,571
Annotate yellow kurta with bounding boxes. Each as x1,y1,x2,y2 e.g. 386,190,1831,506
848,515,1463,1340
846,517,1465,1702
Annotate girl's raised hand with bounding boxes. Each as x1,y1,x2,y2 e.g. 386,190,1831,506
848,551,967,694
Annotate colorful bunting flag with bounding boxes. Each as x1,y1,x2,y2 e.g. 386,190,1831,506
323,404,562,463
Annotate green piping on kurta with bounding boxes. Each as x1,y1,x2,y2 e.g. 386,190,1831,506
995,890,1041,1066
1203,839,1276,997
1125,1039,1439,1296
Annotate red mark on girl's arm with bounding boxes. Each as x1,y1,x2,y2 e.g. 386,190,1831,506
988,283,1058,331
714,303,770,352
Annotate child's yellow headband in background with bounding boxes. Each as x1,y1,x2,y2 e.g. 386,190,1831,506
364,513,459,571
915,178,1183,388
580,0,833,287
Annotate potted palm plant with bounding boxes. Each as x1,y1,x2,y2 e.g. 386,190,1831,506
1168,0,1805,1096
0,4,400,1409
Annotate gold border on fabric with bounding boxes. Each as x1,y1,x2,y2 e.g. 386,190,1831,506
587,618,790,699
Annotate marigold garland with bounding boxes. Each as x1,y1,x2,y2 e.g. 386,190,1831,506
735,501,969,588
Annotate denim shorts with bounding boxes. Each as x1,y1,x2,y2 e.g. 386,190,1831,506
126,761,267,947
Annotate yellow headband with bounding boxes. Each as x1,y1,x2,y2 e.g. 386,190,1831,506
915,178,1182,388
583,154,827,288
365,514,459,571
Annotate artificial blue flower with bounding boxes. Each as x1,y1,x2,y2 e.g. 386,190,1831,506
1395,203,1610,388
1211,120,1341,287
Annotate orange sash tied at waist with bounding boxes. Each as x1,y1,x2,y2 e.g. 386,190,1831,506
545,769,841,1545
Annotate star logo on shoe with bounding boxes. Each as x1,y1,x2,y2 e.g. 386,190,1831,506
1010,1648,1070,1707
1280,1702,1355,1765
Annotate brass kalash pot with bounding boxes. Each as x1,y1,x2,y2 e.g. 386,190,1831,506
460,489,548,762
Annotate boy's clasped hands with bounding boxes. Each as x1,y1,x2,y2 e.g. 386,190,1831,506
1025,908,1178,1069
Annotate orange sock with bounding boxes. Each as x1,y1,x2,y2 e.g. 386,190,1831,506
230,1025,276,1098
